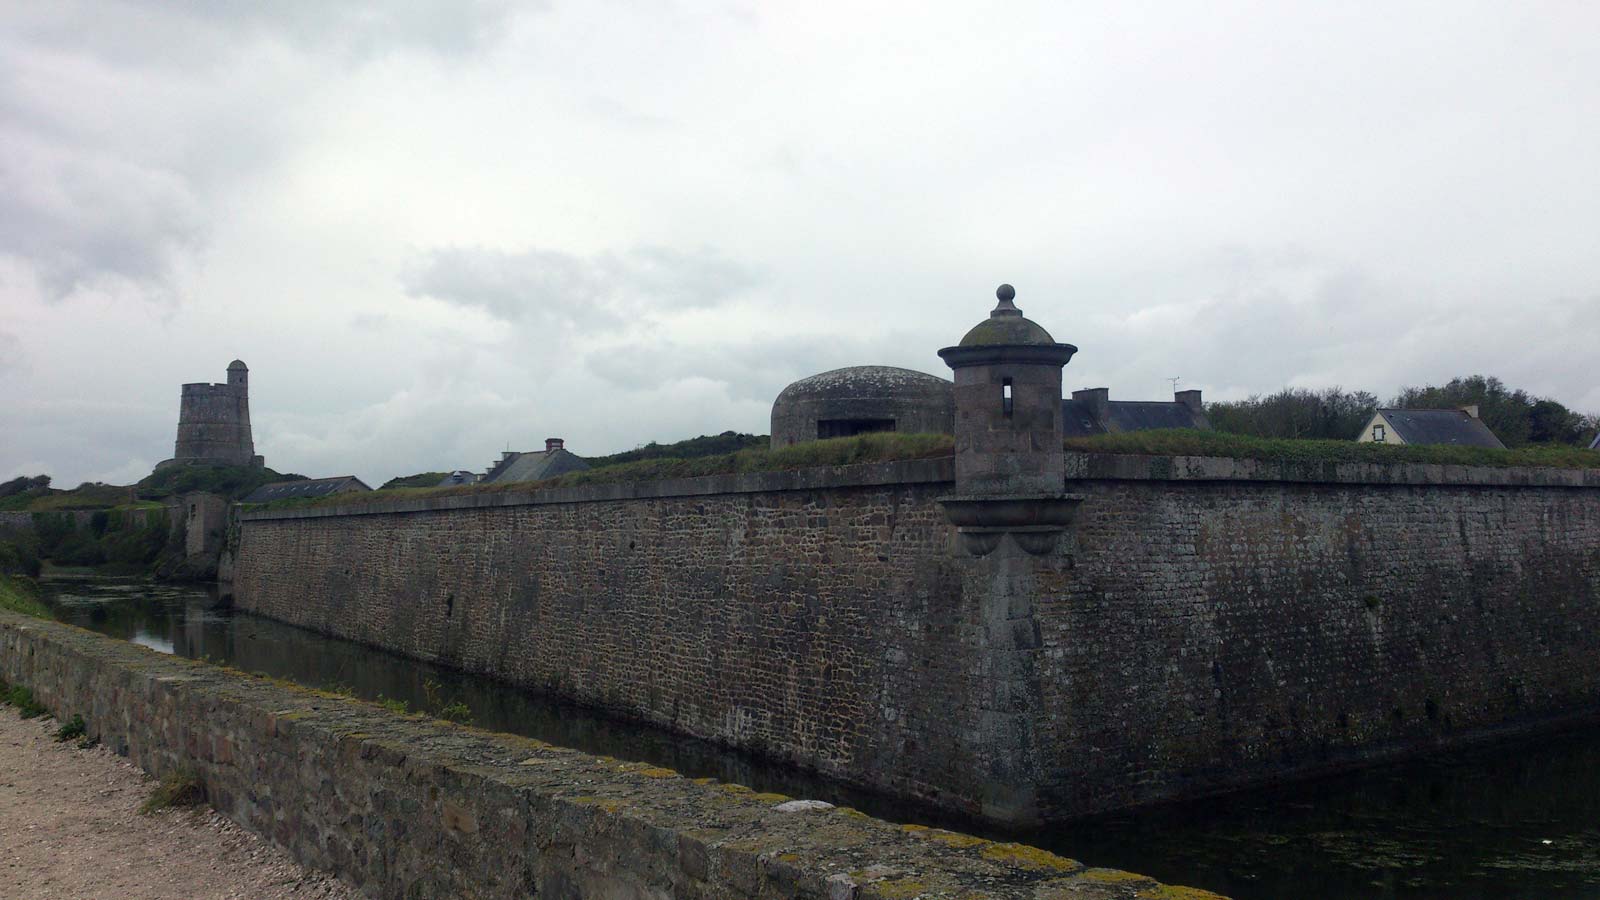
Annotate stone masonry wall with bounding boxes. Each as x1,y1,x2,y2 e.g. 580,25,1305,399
235,461,995,815
0,610,1191,900
234,454,1600,822
1030,455,1600,818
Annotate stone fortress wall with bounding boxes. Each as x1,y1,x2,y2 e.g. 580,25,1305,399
234,454,1600,824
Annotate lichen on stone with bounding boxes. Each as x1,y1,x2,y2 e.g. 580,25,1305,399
978,842,1080,872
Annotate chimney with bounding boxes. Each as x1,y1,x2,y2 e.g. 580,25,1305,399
1072,387,1110,425
1461,405,1480,419
1175,389,1203,413
545,437,565,453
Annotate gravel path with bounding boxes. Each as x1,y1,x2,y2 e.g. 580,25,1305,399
0,707,361,899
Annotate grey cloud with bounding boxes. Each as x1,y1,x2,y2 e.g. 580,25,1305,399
14,2,521,65
0,135,204,301
0,1,523,304
0,332,21,377
588,331,948,405
403,245,762,326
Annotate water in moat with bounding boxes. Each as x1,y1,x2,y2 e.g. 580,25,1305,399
34,574,1600,900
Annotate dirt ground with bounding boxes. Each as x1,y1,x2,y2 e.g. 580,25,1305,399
0,707,361,899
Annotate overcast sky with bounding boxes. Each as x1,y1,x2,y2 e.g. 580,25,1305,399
3,1,1598,487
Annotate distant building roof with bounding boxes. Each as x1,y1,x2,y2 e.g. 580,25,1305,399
1377,409,1507,449
482,448,590,485
1590,431,1600,451
436,471,482,487
242,476,371,503
1062,389,1211,438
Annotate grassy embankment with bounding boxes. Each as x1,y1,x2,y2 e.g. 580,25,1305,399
0,573,48,618
1066,429,1600,469
253,428,1600,513
251,432,956,511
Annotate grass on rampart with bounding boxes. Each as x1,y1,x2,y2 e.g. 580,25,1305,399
250,432,956,511
248,428,1599,514
1065,429,1600,469
0,574,49,618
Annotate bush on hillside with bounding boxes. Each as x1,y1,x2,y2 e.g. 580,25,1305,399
136,464,304,502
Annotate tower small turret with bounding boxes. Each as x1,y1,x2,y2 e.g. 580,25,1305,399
936,285,1080,555
227,359,248,393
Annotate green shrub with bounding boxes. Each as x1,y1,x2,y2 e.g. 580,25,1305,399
51,532,106,567
377,696,410,715
0,535,42,578
54,714,86,742
4,685,48,719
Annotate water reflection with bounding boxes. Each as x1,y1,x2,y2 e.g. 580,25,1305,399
34,575,1600,900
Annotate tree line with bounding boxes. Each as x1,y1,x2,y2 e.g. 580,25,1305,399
1206,376,1600,447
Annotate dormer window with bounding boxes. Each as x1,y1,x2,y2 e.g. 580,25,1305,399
1372,424,1386,442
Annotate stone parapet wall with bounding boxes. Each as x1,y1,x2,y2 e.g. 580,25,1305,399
234,454,1600,822
0,611,1191,900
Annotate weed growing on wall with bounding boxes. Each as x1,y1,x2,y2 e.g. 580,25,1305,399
54,713,86,743
2,684,48,719
140,770,206,814
422,679,474,724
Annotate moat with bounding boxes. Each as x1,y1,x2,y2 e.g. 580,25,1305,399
37,573,1600,900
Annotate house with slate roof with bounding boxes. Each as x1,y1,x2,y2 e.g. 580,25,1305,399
242,475,372,503
481,438,590,485
1060,388,1212,437
1356,406,1507,449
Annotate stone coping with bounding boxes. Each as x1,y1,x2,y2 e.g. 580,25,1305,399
0,610,1217,900
241,452,1600,522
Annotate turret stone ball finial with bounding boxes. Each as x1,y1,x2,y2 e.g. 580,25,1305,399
993,284,1019,317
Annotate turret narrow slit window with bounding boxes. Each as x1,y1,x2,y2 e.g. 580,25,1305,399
1002,378,1013,417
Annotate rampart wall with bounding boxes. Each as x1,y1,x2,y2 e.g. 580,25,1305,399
234,455,1600,823
0,610,1183,899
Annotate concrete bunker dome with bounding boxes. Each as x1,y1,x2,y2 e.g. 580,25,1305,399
770,365,954,448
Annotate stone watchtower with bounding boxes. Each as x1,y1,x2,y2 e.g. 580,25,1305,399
937,285,1079,555
163,359,263,469
936,284,1080,825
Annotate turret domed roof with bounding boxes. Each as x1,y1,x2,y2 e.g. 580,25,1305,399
227,359,248,370
957,284,1057,347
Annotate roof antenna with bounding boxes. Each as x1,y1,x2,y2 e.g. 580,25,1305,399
1167,376,1181,393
